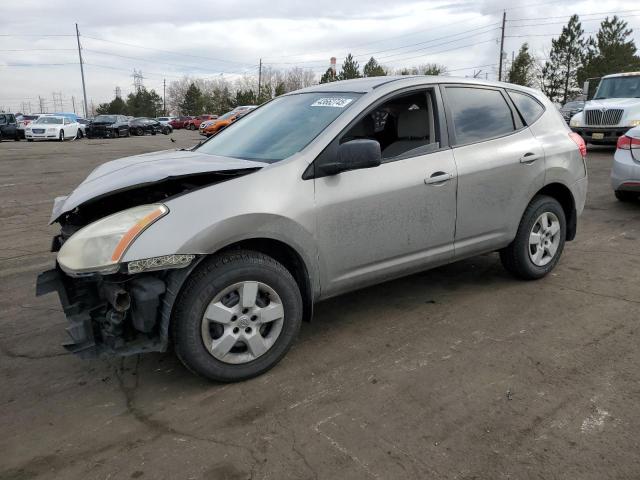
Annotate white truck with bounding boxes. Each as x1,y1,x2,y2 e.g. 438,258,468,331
570,72,640,145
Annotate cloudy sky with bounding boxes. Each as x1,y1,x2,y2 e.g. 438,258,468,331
1,0,638,114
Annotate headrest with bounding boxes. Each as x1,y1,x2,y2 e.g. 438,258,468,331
397,109,428,139
348,114,375,138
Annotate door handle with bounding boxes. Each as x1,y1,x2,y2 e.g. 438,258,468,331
519,153,540,164
424,172,453,185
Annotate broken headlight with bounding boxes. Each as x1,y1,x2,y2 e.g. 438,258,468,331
57,204,168,276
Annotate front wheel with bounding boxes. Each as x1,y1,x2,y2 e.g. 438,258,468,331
500,195,566,280
59,130,65,142
136,127,144,136
172,251,303,382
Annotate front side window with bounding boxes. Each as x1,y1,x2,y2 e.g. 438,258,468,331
340,89,439,160
446,87,515,145
196,92,361,163
508,91,545,125
0,115,5,124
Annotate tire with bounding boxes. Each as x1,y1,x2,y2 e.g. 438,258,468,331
27,139,33,142
136,127,144,136
172,250,303,382
113,129,119,139
615,190,637,202
76,129,82,139
163,127,170,135
125,128,130,137
59,130,64,142
500,195,566,280
189,124,195,130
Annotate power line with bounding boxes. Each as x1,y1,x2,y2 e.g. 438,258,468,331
267,27,500,66
507,9,640,22
82,48,253,75
81,34,255,67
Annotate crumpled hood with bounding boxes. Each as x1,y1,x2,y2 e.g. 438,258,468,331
584,98,640,110
50,149,265,223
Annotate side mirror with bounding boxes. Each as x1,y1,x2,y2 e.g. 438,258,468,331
320,139,382,176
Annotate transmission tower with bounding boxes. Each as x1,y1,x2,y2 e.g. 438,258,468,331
131,70,144,93
115,86,122,99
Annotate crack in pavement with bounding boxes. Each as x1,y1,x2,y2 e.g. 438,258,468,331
112,356,262,477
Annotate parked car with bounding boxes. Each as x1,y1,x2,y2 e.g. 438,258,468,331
570,71,640,144
186,114,217,130
86,115,130,138
24,115,80,141
200,106,256,136
76,118,89,139
559,100,584,124
129,117,172,135
0,113,19,141
156,116,175,127
17,114,41,139
37,76,588,382
169,116,193,129
611,127,640,202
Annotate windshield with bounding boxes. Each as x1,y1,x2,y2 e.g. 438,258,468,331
94,115,117,123
35,117,63,124
217,111,235,121
196,92,361,162
23,115,39,120
594,76,640,99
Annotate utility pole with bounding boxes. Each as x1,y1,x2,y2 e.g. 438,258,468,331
257,58,262,101
163,78,166,115
498,11,506,82
38,96,45,113
75,23,89,118
71,96,76,114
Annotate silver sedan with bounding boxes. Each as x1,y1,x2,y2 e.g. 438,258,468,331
611,126,640,201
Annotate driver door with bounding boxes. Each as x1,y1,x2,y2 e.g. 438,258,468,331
313,87,458,298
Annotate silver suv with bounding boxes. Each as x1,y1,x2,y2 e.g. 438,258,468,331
37,76,588,382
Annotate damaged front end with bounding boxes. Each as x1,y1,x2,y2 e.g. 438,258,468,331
36,148,264,358
36,259,199,358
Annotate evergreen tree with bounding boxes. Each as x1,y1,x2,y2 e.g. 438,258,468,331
274,82,286,96
541,15,585,104
578,16,640,85
126,88,163,117
320,67,337,83
180,83,204,115
338,54,361,80
96,96,127,115
508,43,535,87
235,89,257,106
363,57,386,77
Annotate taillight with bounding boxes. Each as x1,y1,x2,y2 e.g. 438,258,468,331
616,135,640,150
569,132,587,158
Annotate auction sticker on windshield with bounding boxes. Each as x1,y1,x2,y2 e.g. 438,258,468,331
311,97,354,108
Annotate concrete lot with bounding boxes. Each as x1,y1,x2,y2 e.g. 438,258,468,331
1,130,639,480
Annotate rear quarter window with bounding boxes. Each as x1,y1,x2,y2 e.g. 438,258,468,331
508,90,545,125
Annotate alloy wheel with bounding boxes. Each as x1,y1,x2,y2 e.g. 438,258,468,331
528,211,561,266
201,281,285,364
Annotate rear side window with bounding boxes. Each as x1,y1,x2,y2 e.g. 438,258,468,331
446,87,515,145
508,90,545,125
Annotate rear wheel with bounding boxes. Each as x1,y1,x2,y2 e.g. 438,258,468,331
136,127,144,136
615,190,637,202
500,195,566,280
172,250,303,382
76,129,82,139
59,130,64,142
113,128,119,139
